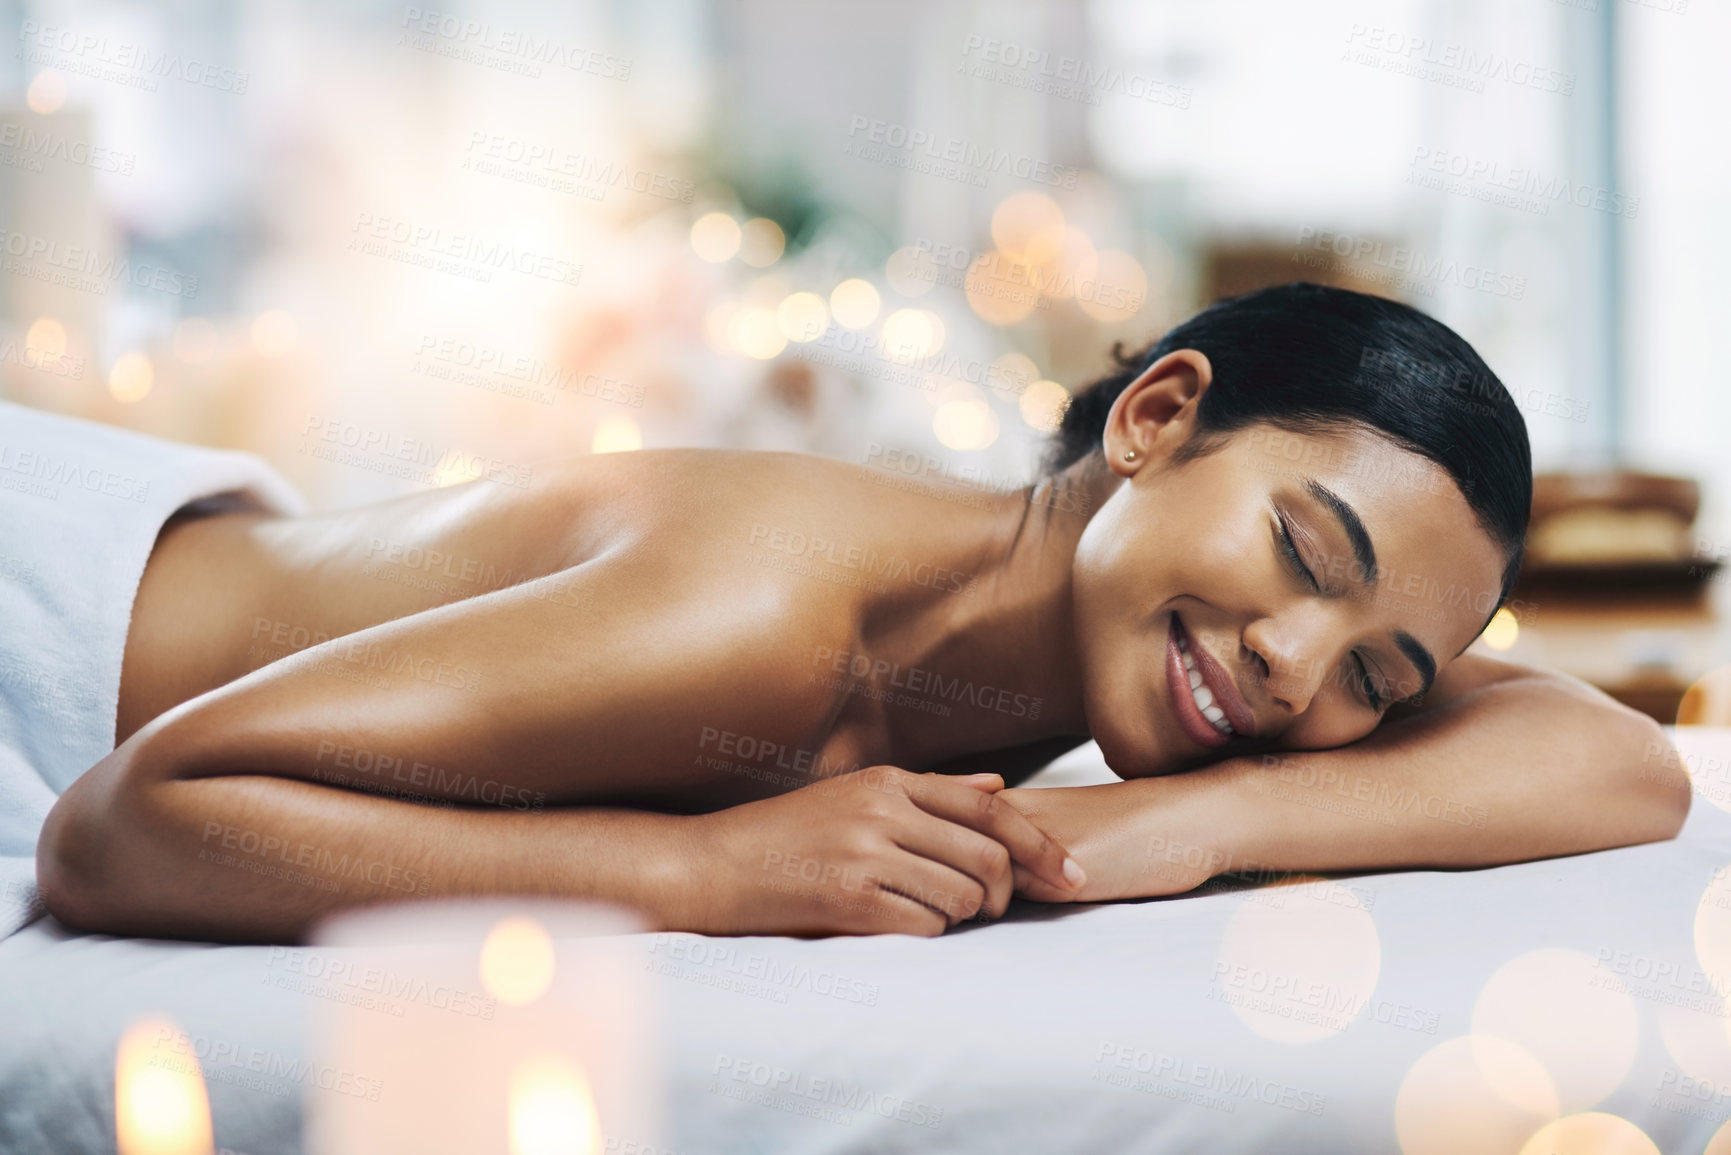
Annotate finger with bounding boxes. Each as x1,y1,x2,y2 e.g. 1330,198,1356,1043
958,773,1003,792
1012,862,1077,903
889,811,1013,919
878,848,989,927
906,775,1084,895
867,884,949,937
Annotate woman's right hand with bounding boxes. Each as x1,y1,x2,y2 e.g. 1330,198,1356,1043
681,766,1087,936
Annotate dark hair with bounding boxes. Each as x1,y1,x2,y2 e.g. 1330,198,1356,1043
1050,282,1532,612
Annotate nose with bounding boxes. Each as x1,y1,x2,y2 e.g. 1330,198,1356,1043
1241,618,1326,715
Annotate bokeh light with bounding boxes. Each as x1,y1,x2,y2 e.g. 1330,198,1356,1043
26,69,66,114
1213,879,1381,1043
775,292,829,342
115,1017,215,1155
508,1055,602,1155
1076,250,1148,323
829,279,881,328
592,415,643,454
992,192,1067,266
989,352,1040,395
1394,1035,1558,1155
25,317,67,365
690,213,742,263
933,397,999,450
881,309,941,362
1481,607,1520,651
732,307,788,359
1515,1114,1658,1155
1469,948,1638,1111
738,217,785,267
109,352,155,403
964,252,1040,326
1020,380,1070,431
478,916,556,1006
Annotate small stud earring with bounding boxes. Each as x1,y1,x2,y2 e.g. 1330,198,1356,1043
1124,450,1138,462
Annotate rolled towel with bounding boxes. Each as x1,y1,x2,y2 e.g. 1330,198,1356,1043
0,401,306,938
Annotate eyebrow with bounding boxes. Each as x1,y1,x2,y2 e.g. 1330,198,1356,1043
1304,479,1378,586
1300,478,1436,699
1392,630,1438,699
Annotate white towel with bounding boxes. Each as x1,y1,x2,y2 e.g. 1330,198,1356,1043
0,401,307,939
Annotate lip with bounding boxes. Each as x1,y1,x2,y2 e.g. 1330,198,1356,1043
1165,614,1257,748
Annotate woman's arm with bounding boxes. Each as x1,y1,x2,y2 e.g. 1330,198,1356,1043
1002,652,1692,902
39,559,1080,941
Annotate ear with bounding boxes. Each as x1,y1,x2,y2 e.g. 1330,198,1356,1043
1101,348,1214,477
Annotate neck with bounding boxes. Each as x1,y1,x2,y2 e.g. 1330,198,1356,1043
868,456,1123,765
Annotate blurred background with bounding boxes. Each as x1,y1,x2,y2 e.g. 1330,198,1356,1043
1,0,1728,722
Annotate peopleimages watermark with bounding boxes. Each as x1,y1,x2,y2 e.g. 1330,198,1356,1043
959,36,1192,109
857,443,1094,519
1257,754,1490,829
397,8,631,81
710,1054,945,1130
646,934,881,1007
0,122,135,176
1341,23,1575,96
811,645,1043,720
264,946,498,1019
461,130,692,203
1092,1043,1327,1116
347,212,582,287
411,334,644,410
299,415,535,490
247,613,484,691
1407,146,1639,219
312,739,547,812
1208,961,1441,1036
843,115,1079,190
748,523,978,596
1355,346,1589,425
1291,226,1526,300
0,337,85,382
198,821,434,896
16,20,249,94
147,1026,381,1102
0,440,148,502
0,226,199,300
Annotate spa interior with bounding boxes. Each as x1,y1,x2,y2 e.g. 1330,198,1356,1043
3,1,1731,1153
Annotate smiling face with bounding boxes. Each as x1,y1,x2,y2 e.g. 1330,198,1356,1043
1070,351,1510,778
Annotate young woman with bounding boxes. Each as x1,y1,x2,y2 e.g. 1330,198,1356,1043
37,283,1688,943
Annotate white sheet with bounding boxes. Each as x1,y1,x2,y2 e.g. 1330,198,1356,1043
0,402,307,939
4,729,1730,1154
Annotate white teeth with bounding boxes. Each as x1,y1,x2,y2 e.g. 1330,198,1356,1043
1177,627,1236,736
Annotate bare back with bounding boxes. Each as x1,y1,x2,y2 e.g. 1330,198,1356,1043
118,450,1073,813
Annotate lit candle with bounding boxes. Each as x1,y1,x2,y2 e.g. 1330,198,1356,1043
115,1017,215,1155
304,899,659,1155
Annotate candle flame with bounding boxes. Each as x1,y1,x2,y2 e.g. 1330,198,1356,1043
509,1055,602,1155
115,1017,214,1155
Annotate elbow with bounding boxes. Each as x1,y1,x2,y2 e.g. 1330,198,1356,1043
36,726,179,935
1623,712,1690,842
36,774,122,934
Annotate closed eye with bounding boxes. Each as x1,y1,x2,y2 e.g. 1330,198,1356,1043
1274,512,1320,592
1352,652,1386,711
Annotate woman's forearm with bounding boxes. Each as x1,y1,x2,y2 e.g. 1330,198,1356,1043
37,722,703,943
1006,667,1691,901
